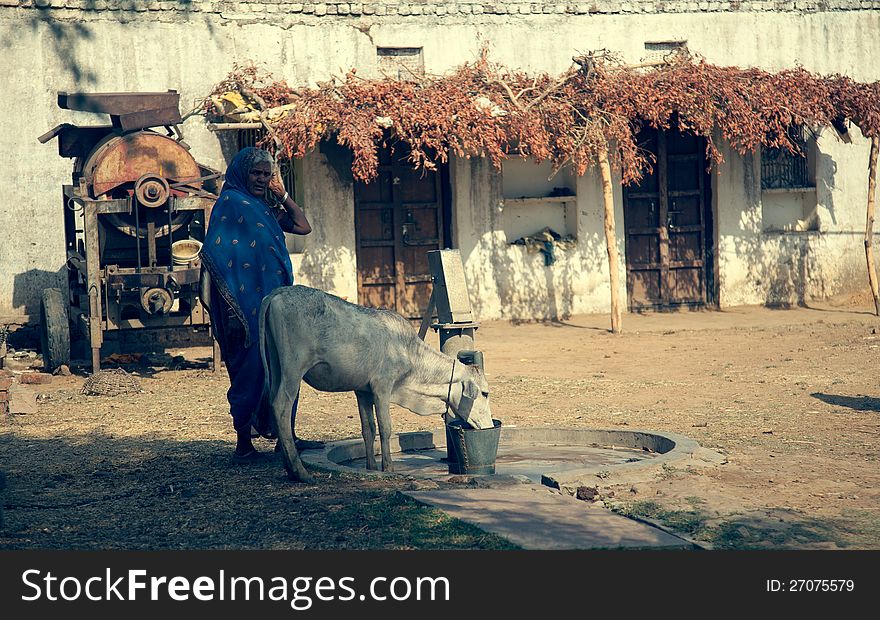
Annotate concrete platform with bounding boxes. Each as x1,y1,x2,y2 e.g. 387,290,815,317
406,485,697,550
303,427,702,492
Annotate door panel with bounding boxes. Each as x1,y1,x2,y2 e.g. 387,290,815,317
669,158,702,191
668,268,703,303
361,284,396,310
355,140,445,318
624,127,711,309
669,231,702,263
631,271,661,305
358,208,394,242
628,234,661,266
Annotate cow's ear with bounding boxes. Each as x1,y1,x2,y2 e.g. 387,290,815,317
462,380,479,400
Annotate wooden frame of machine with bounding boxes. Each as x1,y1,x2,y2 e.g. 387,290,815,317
39,91,221,373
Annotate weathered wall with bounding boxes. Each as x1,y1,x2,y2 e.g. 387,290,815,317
1,3,879,320
715,125,878,308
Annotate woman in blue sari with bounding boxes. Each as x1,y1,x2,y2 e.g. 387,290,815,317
201,147,315,459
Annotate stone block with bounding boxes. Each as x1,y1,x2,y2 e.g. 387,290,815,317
8,384,37,415
18,372,51,385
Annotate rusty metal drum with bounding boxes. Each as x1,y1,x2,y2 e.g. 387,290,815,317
81,130,202,199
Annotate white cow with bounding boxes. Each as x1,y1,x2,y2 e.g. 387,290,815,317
259,285,494,483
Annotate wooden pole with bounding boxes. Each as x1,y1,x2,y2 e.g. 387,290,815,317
866,136,880,316
598,146,623,334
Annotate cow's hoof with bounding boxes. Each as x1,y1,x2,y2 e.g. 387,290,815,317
285,466,314,484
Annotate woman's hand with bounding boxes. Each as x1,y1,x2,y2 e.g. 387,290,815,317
268,169,286,201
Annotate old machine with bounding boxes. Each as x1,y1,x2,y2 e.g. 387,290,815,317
38,91,221,372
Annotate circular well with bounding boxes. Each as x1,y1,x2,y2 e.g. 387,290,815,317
301,427,701,488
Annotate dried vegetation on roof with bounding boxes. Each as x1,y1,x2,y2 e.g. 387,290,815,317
207,48,880,183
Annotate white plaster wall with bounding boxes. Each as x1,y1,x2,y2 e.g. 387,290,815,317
716,124,880,308
452,154,625,321
293,149,358,302
2,8,879,318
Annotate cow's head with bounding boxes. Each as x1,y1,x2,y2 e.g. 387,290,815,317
450,365,494,430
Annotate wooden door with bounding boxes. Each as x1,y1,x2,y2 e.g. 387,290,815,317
354,142,444,318
623,128,712,309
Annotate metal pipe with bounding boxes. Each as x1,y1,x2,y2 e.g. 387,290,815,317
133,195,142,271
167,197,173,269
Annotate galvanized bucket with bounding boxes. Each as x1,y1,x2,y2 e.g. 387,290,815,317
445,419,502,475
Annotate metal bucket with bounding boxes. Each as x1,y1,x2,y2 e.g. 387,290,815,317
171,239,202,266
445,419,502,475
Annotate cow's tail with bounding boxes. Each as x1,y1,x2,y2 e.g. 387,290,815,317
258,292,275,420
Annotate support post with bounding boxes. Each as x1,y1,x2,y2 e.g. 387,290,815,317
598,145,623,334
865,136,880,316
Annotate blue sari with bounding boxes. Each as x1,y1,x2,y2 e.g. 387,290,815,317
200,148,294,435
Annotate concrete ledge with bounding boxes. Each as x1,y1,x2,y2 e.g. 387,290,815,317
302,426,703,491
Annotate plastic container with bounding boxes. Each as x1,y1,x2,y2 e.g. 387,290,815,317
445,419,502,475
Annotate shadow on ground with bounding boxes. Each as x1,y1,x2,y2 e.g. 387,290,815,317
811,393,880,412
0,434,514,550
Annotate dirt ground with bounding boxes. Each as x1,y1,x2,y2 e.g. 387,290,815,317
2,292,879,549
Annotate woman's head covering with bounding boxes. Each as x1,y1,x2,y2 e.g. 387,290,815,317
222,147,277,203
199,147,293,346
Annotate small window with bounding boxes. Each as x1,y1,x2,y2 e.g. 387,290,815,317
760,126,819,232
236,129,305,253
377,47,424,79
644,39,688,63
644,40,688,53
761,126,815,190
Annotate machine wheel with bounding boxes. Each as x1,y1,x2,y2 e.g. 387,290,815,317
40,288,70,372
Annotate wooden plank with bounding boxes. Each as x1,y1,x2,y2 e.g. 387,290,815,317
658,130,670,305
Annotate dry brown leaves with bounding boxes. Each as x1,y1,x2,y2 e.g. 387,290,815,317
207,52,880,184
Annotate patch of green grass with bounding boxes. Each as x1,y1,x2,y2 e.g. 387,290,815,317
613,500,708,536
711,520,827,549
612,500,880,549
331,491,520,550
657,463,679,480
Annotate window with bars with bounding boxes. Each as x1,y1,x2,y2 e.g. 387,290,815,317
376,47,424,79
237,128,306,253
759,126,819,232
760,126,815,190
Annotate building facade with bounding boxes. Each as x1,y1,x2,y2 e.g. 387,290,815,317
2,1,879,323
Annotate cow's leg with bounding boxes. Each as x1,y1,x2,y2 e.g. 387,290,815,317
372,389,394,472
355,391,378,470
271,378,313,483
